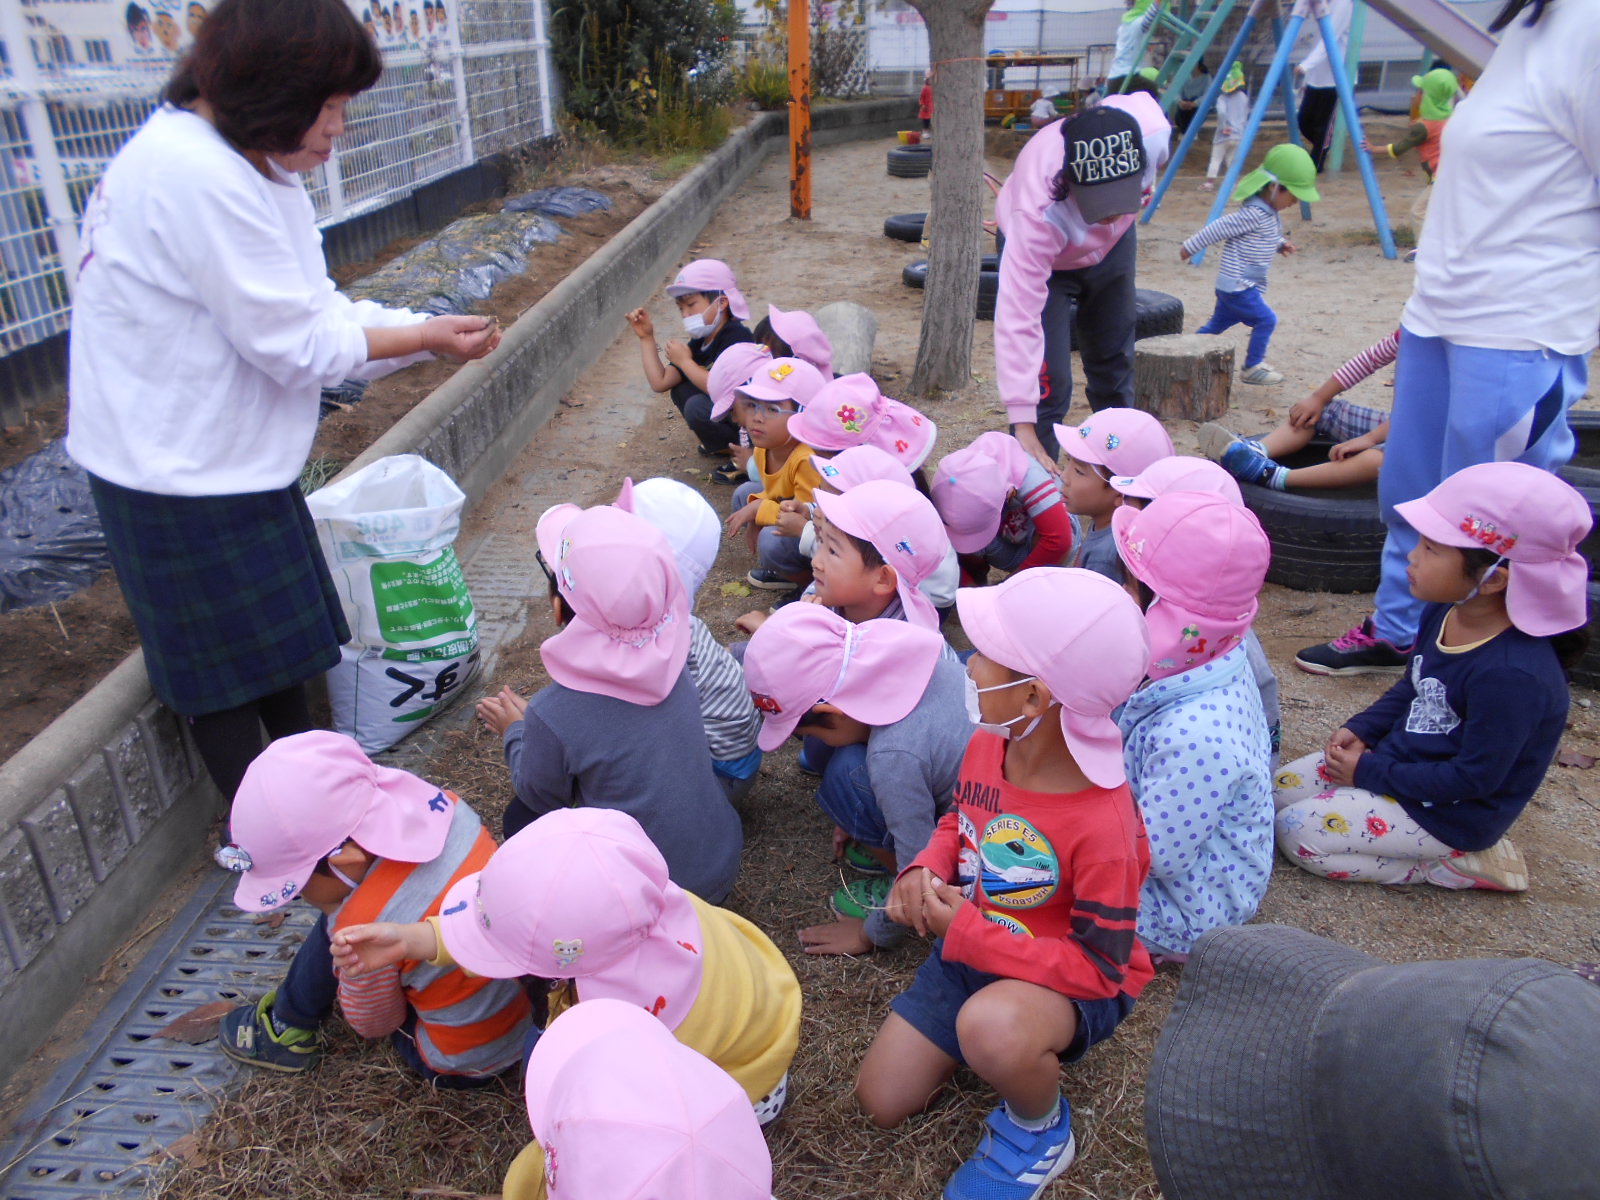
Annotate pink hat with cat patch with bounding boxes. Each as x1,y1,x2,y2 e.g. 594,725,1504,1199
814,480,949,630
930,431,1033,554
1110,455,1242,506
814,444,915,493
767,304,834,377
665,258,749,320
1057,408,1174,477
744,606,944,750
707,343,773,420
788,374,937,469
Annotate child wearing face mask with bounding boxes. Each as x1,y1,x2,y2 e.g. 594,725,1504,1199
626,259,756,481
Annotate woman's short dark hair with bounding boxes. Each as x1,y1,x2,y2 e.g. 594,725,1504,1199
162,0,381,154
1490,0,1550,30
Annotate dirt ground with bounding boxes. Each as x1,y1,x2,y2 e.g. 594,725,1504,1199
133,124,1600,1199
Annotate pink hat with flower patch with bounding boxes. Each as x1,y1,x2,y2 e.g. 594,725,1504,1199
955,568,1149,788
221,730,456,912
437,807,705,1025
787,374,938,469
536,504,691,705
767,304,834,377
525,999,772,1200
1057,408,1174,477
707,343,772,420
814,444,915,494
1113,491,1269,680
734,356,827,410
1394,461,1591,637
744,605,945,750
1109,455,1242,506
665,258,749,320
929,431,1033,554
814,480,950,630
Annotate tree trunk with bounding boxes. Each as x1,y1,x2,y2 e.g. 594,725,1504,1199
1133,333,1235,421
906,0,994,396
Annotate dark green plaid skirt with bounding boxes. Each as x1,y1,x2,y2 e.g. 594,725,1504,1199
89,474,350,716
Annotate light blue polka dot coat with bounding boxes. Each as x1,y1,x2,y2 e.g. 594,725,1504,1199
1116,644,1274,955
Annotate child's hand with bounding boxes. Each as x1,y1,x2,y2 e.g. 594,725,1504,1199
799,917,873,956
1179,245,1194,263
731,444,754,471
423,315,500,362
886,867,937,935
1288,395,1328,430
1322,727,1368,787
1329,434,1375,461
624,308,654,339
797,703,872,748
734,609,769,636
724,501,758,539
773,501,808,538
476,686,527,737
922,879,967,939
663,339,693,370
1278,239,1297,255
1360,137,1377,153
331,921,436,975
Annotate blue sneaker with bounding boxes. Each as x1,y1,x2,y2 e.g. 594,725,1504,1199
944,1102,1076,1200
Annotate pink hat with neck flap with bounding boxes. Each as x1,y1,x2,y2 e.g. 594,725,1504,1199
788,374,938,469
814,444,915,493
814,480,950,630
930,431,1033,554
707,343,772,420
1113,490,1269,680
744,605,945,750
1110,455,1242,506
955,568,1149,788
665,258,749,320
767,304,834,377
536,504,691,705
735,356,827,409
1058,407,1174,477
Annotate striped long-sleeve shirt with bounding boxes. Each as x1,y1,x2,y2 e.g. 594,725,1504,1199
688,616,762,765
1331,329,1401,392
1181,196,1283,293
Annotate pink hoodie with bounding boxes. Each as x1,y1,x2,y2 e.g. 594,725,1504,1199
993,93,1171,427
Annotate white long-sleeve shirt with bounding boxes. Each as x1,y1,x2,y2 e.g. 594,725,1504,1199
67,106,430,496
1296,0,1352,89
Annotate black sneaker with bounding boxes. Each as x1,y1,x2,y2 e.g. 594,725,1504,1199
747,568,793,591
710,461,743,485
1294,619,1410,676
696,444,726,458
217,990,324,1073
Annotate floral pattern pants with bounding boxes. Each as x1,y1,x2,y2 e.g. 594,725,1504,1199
1272,752,1457,884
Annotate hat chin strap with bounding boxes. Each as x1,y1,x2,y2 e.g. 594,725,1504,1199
827,623,860,700
1456,556,1506,605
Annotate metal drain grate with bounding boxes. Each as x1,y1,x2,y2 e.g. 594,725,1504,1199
0,870,319,1199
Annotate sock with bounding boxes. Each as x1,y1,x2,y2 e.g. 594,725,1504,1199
1268,465,1290,490
1008,1097,1062,1133
266,1004,293,1037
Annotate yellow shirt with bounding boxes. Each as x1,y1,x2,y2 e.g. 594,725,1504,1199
501,896,801,1200
753,442,822,527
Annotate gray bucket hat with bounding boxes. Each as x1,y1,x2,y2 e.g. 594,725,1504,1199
1145,924,1600,1200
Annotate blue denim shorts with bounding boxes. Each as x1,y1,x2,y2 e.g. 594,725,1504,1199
890,939,1135,1066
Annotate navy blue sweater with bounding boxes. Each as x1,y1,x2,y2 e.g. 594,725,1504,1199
1344,604,1567,851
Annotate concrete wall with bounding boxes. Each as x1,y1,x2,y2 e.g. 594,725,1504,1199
0,96,916,1066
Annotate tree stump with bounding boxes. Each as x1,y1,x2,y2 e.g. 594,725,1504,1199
1133,334,1234,422
814,301,877,377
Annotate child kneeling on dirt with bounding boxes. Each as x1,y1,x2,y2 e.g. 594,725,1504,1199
931,431,1077,586
855,568,1155,1200
215,731,531,1083
332,805,803,1163
1275,463,1591,892
745,604,972,955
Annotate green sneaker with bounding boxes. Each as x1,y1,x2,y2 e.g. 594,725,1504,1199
843,841,891,876
831,876,891,920
217,990,323,1073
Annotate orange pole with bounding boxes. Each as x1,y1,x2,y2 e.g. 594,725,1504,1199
788,0,811,219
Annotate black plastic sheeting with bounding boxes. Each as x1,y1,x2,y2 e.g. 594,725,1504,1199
503,186,612,219
0,439,108,614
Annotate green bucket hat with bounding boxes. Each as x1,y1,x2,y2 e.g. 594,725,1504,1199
1122,0,1154,23
1412,68,1460,121
1221,62,1245,92
1232,143,1320,203
1137,66,1160,82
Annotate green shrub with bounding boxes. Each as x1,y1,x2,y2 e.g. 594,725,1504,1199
738,55,790,109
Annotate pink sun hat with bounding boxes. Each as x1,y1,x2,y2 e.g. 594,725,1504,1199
814,480,949,630
615,477,720,599
744,605,945,750
955,568,1149,788
1113,491,1269,681
930,431,1033,554
788,374,938,469
221,731,455,912
1110,455,1242,506
766,304,834,377
814,444,915,494
707,343,772,420
1394,461,1592,637
525,999,772,1200
1057,408,1175,477
437,808,705,1023
735,356,828,409
665,258,749,320
536,504,691,706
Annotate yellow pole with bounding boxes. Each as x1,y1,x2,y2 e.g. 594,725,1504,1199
788,0,811,219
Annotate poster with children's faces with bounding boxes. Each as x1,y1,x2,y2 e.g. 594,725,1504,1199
356,0,456,54
120,0,207,61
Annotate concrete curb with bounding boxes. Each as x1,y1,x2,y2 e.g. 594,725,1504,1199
0,96,916,1065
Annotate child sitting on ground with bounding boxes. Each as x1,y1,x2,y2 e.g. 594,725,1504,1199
1057,407,1175,581
1204,62,1249,188
615,477,763,804
724,357,827,592
789,373,939,487
931,430,1076,586
1113,490,1275,963
1275,463,1590,892
1182,143,1320,386
332,806,802,1129
626,258,756,483
755,303,835,377
476,504,742,903
855,568,1154,1199
745,604,972,955
215,731,530,1082
507,999,773,1200
1197,328,1397,491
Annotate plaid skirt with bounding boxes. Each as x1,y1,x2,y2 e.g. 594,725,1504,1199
89,475,350,717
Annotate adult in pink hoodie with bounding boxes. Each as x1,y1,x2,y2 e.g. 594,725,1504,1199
994,92,1171,469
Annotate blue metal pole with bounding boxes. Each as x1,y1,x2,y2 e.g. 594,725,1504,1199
1141,11,1258,224
1270,15,1313,221
1318,9,1396,257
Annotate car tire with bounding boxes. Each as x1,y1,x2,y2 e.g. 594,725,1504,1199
883,212,927,242
887,145,933,178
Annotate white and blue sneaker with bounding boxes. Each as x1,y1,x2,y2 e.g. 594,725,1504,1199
943,1102,1076,1200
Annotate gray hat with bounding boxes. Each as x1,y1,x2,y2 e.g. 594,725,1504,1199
1145,925,1600,1200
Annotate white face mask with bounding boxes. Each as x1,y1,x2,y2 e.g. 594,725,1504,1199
681,299,722,340
964,672,1046,740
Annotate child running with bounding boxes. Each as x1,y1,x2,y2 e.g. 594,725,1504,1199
1113,490,1275,963
1182,143,1320,386
1057,407,1175,582
1204,62,1248,189
744,605,971,955
931,431,1076,587
1275,463,1590,892
855,568,1155,1199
